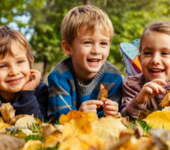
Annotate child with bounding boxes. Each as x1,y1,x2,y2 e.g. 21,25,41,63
48,5,123,121
0,26,48,120
121,20,170,119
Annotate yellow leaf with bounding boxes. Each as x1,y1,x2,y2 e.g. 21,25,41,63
20,140,44,150
92,117,127,138
58,134,107,150
0,122,12,129
159,92,170,107
59,110,98,125
143,111,170,129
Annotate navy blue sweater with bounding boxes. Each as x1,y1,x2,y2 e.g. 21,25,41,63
0,81,48,120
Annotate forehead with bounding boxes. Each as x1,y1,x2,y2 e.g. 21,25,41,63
78,25,111,38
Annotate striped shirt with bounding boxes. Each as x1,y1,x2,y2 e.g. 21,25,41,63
48,57,123,121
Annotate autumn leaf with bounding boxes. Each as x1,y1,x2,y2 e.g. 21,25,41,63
58,134,107,150
97,84,108,102
92,117,127,138
59,110,98,125
159,91,170,107
0,103,15,123
0,122,12,129
143,111,170,129
20,140,44,150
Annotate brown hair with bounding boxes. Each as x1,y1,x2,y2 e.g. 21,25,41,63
139,20,170,52
61,5,114,45
0,25,33,67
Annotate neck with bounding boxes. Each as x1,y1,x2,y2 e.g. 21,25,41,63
0,91,19,102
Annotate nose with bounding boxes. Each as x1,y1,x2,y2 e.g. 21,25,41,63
151,53,161,65
8,65,19,76
91,44,101,55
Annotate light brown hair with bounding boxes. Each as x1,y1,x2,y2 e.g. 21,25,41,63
61,5,114,45
139,20,170,52
0,25,33,67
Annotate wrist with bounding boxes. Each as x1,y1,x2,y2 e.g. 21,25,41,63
135,96,145,105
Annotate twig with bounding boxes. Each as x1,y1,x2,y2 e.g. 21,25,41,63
158,83,168,93
59,95,72,110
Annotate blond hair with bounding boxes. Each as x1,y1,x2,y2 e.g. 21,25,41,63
139,20,170,52
0,26,33,67
61,5,114,45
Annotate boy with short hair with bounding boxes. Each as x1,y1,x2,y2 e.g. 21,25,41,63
0,26,48,120
48,5,123,121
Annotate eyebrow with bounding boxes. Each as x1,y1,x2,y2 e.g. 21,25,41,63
142,46,170,51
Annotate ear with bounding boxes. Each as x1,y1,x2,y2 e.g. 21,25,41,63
30,57,34,69
61,40,72,56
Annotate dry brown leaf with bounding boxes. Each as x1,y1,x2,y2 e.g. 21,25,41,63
0,103,15,123
143,111,170,129
92,117,127,138
9,114,26,125
0,133,25,150
15,115,36,128
20,140,44,150
97,84,108,102
159,91,170,107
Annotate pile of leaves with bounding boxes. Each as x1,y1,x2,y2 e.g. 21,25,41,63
1,102,170,150
1,87,170,150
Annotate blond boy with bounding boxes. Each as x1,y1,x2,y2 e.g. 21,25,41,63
48,5,122,121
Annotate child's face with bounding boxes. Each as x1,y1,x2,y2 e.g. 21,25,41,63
69,25,110,84
0,42,31,97
140,31,170,82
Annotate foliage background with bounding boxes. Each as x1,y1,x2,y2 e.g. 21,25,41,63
1,0,170,82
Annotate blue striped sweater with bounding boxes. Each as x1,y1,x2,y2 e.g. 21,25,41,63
48,57,123,121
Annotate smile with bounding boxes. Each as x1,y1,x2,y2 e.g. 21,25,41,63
87,59,101,62
6,77,23,84
150,69,165,73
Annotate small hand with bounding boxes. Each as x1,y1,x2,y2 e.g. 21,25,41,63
79,100,103,113
136,79,166,105
103,99,118,117
22,69,41,91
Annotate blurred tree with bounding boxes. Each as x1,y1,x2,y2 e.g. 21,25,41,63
1,0,170,81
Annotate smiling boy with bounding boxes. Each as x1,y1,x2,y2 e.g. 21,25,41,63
48,5,123,121
0,26,48,120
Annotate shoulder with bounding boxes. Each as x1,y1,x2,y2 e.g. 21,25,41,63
48,57,74,81
123,73,146,89
52,57,71,74
35,81,48,92
104,61,122,76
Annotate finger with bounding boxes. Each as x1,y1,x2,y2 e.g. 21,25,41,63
104,105,118,112
104,111,117,116
85,100,103,106
151,79,167,85
104,100,118,106
84,109,97,113
145,83,165,93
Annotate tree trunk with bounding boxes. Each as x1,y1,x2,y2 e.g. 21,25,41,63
42,58,47,82
83,0,91,5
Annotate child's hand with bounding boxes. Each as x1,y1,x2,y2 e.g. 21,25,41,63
136,79,166,105
79,100,103,113
22,69,41,91
103,99,118,117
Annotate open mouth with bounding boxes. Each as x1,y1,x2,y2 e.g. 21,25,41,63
150,69,165,73
87,59,100,62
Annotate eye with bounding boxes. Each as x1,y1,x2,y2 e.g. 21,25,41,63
162,52,169,55
18,60,24,64
84,41,91,44
143,51,151,55
101,42,108,45
0,64,7,68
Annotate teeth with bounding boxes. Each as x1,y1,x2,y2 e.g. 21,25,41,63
151,69,162,71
